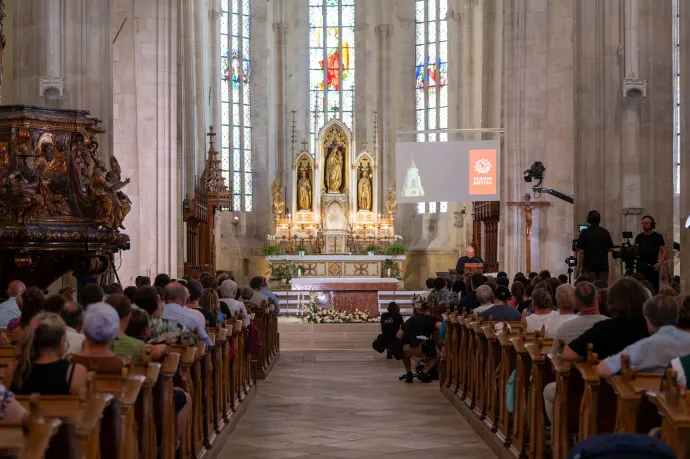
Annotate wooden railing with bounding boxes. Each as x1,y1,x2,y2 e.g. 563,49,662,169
441,311,689,458
0,314,281,459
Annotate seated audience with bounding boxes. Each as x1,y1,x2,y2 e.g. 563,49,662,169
392,303,441,383
459,273,486,312
562,277,649,362
596,295,690,377
380,301,403,348
59,300,85,354
123,286,138,304
135,286,190,344
180,286,206,328
44,294,66,314
519,284,535,314
135,276,151,288
539,270,551,279
106,294,167,363
154,273,171,289
200,276,232,317
239,287,254,301
260,277,280,316
186,280,216,327
0,281,25,328
8,312,88,396
80,283,104,309
597,288,609,316
11,287,46,342
524,288,559,332
58,286,76,302
163,283,212,346
658,285,677,297
508,281,524,309
428,277,450,306
544,284,577,339
125,308,150,341
473,285,494,315
249,277,271,313
0,384,27,422
497,271,508,279
575,274,593,285
528,272,538,280
481,286,521,321
200,288,223,325
557,274,569,284
220,280,249,320
669,351,690,386
496,276,510,288
451,280,467,300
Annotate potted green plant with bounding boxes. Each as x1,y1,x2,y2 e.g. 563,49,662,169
385,242,407,256
363,244,382,256
295,245,308,257
261,243,280,256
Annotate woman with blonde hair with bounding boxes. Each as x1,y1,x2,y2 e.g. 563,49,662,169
524,288,559,332
6,312,88,395
200,288,223,324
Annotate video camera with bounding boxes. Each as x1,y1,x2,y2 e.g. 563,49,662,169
612,232,637,276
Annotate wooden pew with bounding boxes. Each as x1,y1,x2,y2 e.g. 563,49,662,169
130,346,162,459
0,396,63,459
648,369,690,458
154,352,180,459
495,323,520,447
170,340,197,459
610,354,663,434
441,315,456,390
472,318,488,419
482,321,501,432
525,331,555,459
575,345,617,441
509,330,532,459
549,339,585,459
70,355,145,459
211,325,229,432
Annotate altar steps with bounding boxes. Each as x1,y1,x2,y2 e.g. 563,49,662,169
279,320,380,350
274,290,426,317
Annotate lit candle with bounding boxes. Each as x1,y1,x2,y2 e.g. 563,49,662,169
387,268,391,277
298,268,302,277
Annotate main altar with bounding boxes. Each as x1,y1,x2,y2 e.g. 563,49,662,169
266,118,403,315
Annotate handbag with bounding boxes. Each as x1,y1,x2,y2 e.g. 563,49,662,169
372,334,387,353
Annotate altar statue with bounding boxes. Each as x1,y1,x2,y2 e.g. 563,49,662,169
297,169,312,211
325,147,343,193
357,168,372,211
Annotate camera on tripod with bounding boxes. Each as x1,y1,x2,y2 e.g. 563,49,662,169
612,231,637,275
565,256,577,267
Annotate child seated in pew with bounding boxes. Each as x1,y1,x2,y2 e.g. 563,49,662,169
104,295,167,364
77,303,193,440
0,384,26,422
7,312,88,396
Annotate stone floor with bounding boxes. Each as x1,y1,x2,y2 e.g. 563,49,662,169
220,351,494,459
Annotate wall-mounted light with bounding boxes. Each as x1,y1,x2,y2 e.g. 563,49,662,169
231,214,240,226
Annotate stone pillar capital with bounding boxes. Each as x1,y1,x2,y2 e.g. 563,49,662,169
272,22,289,33
375,24,393,37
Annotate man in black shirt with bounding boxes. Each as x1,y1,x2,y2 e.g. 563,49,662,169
392,304,441,383
635,215,666,294
458,273,486,312
576,210,614,283
456,245,486,274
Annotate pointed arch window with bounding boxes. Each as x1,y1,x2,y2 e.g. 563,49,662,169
221,0,253,211
415,0,448,214
309,0,355,155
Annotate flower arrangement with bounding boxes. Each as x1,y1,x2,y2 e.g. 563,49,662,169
363,244,382,255
295,245,308,255
299,293,378,324
384,258,403,279
385,241,407,256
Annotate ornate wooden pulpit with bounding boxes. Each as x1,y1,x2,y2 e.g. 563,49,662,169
0,105,130,290
183,128,232,277
464,263,484,274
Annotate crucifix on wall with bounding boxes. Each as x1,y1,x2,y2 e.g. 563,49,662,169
506,194,550,273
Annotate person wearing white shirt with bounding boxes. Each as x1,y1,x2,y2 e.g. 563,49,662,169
525,288,559,332
544,284,577,338
472,285,494,315
59,300,86,354
0,281,25,328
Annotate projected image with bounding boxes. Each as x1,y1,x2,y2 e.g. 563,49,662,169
402,156,425,197
395,140,500,203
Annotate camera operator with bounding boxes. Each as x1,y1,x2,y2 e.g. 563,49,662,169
576,210,614,282
635,215,666,294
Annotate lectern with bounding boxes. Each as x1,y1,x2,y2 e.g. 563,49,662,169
464,263,484,274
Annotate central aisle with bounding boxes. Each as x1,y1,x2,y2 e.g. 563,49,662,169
220,351,493,459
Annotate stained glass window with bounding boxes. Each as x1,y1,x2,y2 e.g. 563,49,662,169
309,0,355,155
221,0,253,211
415,0,447,214
674,0,680,195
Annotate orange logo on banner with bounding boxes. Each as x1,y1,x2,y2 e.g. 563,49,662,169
469,149,497,195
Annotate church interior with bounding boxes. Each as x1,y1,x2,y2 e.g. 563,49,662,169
1,0,690,458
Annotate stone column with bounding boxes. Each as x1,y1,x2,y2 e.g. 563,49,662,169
680,0,690,291
13,0,113,159
273,3,288,188
113,0,180,283
501,0,576,275
375,23,392,209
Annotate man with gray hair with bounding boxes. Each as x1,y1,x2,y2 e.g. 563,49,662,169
162,283,212,346
472,285,494,315
597,295,690,377
543,282,608,423
543,284,577,339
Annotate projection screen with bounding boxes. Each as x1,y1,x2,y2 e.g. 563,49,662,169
395,140,500,203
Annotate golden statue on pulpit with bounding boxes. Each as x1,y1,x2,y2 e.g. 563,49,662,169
325,146,344,193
